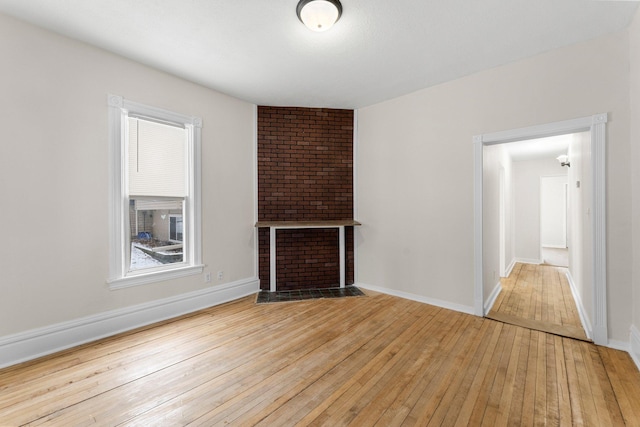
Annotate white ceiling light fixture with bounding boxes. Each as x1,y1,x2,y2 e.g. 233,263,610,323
296,0,343,32
557,154,571,167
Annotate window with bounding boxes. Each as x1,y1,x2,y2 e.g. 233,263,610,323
108,95,203,288
169,215,183,242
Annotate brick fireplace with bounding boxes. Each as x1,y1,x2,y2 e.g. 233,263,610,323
257,106,355,291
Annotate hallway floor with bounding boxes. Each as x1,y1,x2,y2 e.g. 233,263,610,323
487,262,588,341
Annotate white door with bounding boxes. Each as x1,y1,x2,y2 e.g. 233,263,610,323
540,175,568,248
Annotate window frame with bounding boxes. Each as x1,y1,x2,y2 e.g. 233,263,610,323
107,94,203,289
168,214,184,243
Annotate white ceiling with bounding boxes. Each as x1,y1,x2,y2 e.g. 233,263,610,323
503,134,571,162
0,0,637,109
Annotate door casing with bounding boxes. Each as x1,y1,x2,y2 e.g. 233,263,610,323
473,113,608,345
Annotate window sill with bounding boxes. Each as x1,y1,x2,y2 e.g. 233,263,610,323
107,264,205,290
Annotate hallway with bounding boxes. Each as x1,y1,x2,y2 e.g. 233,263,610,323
487,263,589,341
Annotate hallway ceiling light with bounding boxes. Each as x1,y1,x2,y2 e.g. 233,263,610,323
296,0,342,32
556,154,571,167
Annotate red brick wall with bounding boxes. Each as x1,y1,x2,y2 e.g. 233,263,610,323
258,106,354,290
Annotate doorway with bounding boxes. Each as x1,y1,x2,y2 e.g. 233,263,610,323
483,135,580,339
473,114,608,345
540,175,568,267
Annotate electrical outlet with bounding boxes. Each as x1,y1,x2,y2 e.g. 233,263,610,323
204,272,211,283
217,271,224,280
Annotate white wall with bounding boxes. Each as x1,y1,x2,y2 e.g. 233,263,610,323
566,131,593,333
482,144,514,304
504,159,515,276
0,14,256,337
357,27,632,341
513,158,567,262
482,145,503,299
629,8,640,364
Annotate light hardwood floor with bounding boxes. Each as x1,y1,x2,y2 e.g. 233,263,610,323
1,291,639,426
487,263,589,341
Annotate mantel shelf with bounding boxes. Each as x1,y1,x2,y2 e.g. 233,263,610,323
255,220,361,228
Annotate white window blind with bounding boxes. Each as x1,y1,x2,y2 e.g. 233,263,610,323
128,117,186,198
133,199,183,211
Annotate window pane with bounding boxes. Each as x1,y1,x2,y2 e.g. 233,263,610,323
169,215,183,242
129,197,184,271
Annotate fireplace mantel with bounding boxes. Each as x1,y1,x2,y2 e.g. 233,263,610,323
255,220,361,292
255,220,361,228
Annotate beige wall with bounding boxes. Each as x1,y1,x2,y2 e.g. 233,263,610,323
0,14,256,336
630,10,640,334
357,29,632,341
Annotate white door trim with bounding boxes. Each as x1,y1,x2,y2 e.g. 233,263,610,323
473,113,608,345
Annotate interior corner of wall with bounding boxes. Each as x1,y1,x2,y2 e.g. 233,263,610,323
630,324,640,371
484,280,502,314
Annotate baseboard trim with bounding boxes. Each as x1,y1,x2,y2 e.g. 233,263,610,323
505,258,516,278
607,339,630,352
565,271,593,340
0,277,260,369
484,280,502,314
515,257,542,265
357,282,475,315
630,325,640,372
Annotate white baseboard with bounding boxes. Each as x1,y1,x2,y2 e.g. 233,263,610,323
484,280,502,314
606,339,630,352
0,277,260,369
541,244,568,249
630,325,640,372
565,271,593,340
504,258,516,278
357,282,475,315
515,257,542,265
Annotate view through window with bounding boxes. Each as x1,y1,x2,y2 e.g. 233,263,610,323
127,117,187,271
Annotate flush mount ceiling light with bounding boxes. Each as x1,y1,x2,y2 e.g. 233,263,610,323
296,0,343,32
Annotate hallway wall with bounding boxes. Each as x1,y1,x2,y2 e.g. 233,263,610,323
482,144,514,303
629,6,640,364
567,131,593,333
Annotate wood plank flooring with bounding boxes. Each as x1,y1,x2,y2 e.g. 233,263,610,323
487,263,589,341
1,291,639,425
